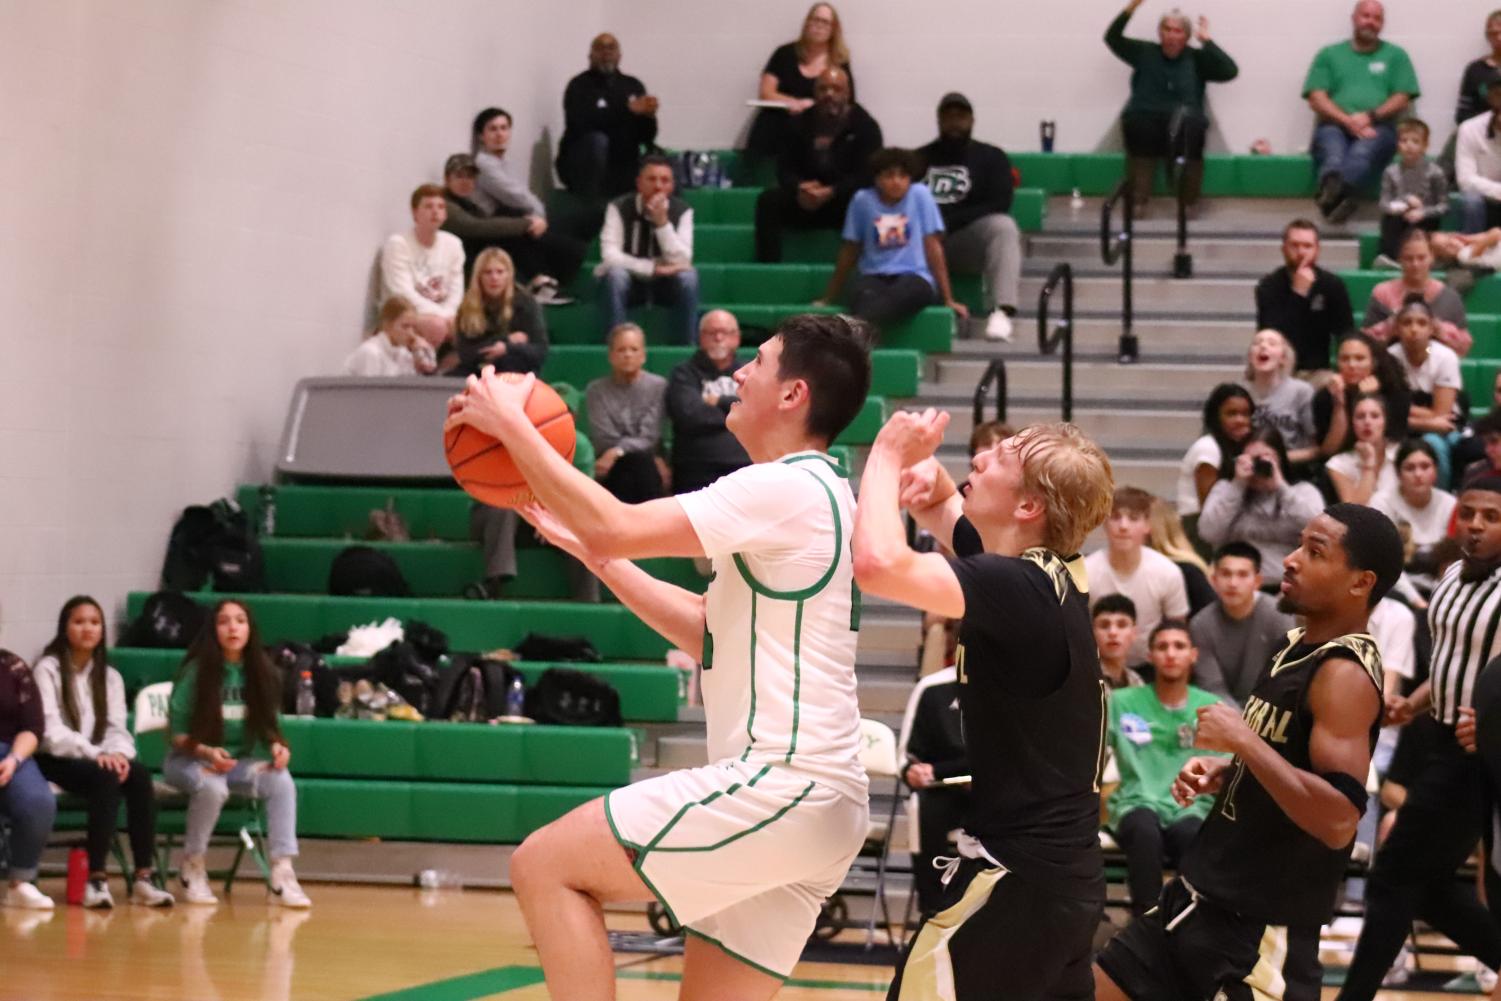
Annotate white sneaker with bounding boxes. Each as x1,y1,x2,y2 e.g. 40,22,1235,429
179,857,218,906
984,309,1015,342
268,859,311,909
82,878,114,909
130,878,175,908
3,882,55,910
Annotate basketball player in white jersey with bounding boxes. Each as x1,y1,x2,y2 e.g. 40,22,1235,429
444,313,873,1001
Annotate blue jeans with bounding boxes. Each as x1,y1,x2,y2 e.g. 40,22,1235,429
0,741,56,882
598,266,700,345
162,752,298,860
1312,121,1398,190
1458,190,1501,234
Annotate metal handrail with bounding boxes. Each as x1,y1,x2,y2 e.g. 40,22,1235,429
1036,262,1075,423
971,359,1008,428
1101,180,1138,363
1171,155,1194,280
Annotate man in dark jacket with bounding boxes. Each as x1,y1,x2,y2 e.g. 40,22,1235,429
918,93,1021,341
754,68,882,262
441,154,584,288
666,310,750,494
900,655,969,916
1254,218,1353,376
556,34,659,199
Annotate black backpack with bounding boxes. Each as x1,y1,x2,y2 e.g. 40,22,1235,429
328,545,410,598
513,633,602,663
268,642,340,717
162,499,266,593
122,591,208,649
369,640,443,717
435,655,521,722
529,667,622,727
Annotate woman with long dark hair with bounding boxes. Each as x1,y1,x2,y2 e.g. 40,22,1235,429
1313,330,1412,456
162,600,309,908
33,597,173,908
1177,383,1254,517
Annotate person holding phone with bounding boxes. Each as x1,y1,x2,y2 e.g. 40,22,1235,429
1197,426,1325,585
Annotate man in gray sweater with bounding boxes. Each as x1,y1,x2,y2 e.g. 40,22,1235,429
1188,541,1294,705
585,323,669,502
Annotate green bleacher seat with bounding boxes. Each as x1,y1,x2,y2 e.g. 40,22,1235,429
1464,358,1501,405
111,648,682,722
1472,316,1501,359
1007,152,1321,198
123,592,672,661
540,344,921,398
1340,270,1501,319
254,538,707,600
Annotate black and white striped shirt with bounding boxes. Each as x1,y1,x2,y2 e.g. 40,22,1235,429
1427,561,1501,725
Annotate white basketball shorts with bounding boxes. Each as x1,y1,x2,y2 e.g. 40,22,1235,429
605,758,868,978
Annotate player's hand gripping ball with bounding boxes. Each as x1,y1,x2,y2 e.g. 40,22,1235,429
444,370,575,508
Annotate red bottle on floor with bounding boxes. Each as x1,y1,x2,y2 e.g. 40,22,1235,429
65,847,88,905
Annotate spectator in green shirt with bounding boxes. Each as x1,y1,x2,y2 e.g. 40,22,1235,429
1303,1,1421,223
1105,0,1239,216
162,600,311,909
1106,619,1224,915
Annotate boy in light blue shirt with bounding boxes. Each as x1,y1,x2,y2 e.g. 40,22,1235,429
817,147,968,335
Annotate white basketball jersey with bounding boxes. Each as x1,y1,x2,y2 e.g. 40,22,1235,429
677,452,868,804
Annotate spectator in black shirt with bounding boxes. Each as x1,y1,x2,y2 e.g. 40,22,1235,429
556,34,659,199
899,663,969,917
918,92,1022,342
1442,13,1501,181
1255,218,1354,377
746,4,855,161
666,310,751,495
753,67,882,263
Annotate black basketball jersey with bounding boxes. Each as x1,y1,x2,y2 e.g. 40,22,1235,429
1182,628,1383,926
947,518,1106,899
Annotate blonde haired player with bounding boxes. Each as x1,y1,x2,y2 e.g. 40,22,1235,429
445,313,872,1001
854,413,1115,1001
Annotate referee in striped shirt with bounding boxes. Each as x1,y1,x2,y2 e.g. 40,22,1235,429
1338,479,1501,1001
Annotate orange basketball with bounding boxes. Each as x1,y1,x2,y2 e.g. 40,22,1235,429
444,374,576,508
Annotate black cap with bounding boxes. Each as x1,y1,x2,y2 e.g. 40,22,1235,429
937,92,972,114
444,153,478,177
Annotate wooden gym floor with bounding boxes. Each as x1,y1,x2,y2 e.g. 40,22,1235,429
0,879,1470,1001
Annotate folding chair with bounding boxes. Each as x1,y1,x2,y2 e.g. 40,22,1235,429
856,717,904,947
133,682,269,895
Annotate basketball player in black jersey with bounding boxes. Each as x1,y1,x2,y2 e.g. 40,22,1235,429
1095,504,1403,1001
854,410,1115,1001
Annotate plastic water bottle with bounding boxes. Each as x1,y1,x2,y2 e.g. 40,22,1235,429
258,485,276,537
505,676,527,718
1070,187,1086,212
296,670,316,717
416,869,463,890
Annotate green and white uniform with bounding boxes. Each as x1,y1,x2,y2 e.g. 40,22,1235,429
605,451,869,979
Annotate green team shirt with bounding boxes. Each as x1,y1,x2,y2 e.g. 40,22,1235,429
1106,684,1224,829
169,660,269,759
1302,40,1420,115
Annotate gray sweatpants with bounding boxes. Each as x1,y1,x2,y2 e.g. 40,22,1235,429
163,752,298,859
944,213,1021,313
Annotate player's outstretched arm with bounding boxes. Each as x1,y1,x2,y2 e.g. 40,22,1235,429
446,371,706,561
1195,657,1379,849
853,411,965,618
521,504,707,659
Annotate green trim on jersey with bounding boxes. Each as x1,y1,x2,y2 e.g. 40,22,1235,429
732,466,843,601
741,592,760,760
786,600,805,764
681,927,790,982
783,451,850,479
